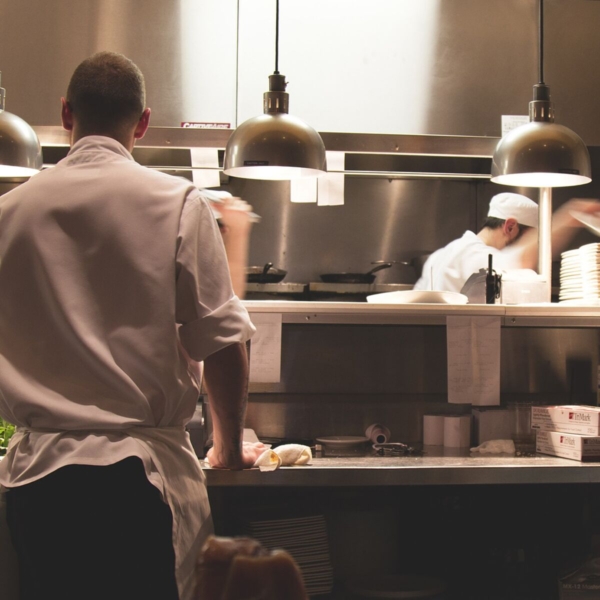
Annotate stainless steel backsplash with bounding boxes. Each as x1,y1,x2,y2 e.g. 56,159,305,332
229,151,600,285
246,325,600,443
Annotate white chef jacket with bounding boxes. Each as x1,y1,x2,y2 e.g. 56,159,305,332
0,136,255,600
413,230,522,293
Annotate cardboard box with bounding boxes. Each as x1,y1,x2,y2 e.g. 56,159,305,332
536,430,600,462
531,405,600,436
559,554,600,599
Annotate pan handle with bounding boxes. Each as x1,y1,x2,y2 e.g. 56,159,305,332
261,262,274,276
367,261,393,275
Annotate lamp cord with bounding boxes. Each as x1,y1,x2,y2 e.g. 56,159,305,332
274,0,280,75
538,0,544,84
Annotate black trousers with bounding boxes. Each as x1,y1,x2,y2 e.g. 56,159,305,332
6,456,179,600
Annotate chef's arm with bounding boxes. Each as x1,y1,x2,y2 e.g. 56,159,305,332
548,199,600,260
511,198,600,269
221,225,250,299
217,198,254,299
203,342,263,469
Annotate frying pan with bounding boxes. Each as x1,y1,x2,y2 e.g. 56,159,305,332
320,262,393,284
246,262,287,284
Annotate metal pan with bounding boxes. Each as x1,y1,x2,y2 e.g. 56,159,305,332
320,262,393,284
316,436,370,457
246,262,287,284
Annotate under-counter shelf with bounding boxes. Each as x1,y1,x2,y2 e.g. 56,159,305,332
203,453,600,487
243,300,600,327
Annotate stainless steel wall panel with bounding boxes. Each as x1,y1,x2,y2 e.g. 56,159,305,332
0,0,237,127
230,177,477,284
246,325,598,443
2,1,600,140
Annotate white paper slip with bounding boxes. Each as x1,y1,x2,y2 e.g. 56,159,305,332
249,313,282,383
318,153,345,207
290,177,317,203
191,148,221,188
317,173,345,206
446,316,501,406
190,147,219,169
326,151,345,172
501,115,529,137
192,168,221,188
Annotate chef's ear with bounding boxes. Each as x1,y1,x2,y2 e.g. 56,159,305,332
61,98,73,131
134,108,151,140
504,217,519,239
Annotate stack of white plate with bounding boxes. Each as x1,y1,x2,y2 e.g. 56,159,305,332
559,248,584,303
559,244,600,305
580,243,600,301
244,514,334,596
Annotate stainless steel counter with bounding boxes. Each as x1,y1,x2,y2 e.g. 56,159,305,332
203,453,600,487
243,300,600,327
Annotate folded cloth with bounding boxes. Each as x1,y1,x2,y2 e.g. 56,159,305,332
470,439,516,454
273,444,312,466
252,444,312,471
253,450,281,471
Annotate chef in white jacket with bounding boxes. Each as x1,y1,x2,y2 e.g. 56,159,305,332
0,52,264,600
414,192,600,294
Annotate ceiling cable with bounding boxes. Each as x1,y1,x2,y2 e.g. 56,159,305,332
274,0,280,75
538,0,545,85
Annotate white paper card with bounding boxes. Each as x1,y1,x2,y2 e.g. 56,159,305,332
501,115,529,137
190,148,219,168
317,173,345,206
249,313,282,383
326,151,345,172
192,169,221,188
290,177,317,203
446,316,501,406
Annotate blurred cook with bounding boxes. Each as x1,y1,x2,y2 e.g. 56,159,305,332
414,192,600,294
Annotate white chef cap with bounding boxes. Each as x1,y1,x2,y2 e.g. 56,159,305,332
487,193,538,228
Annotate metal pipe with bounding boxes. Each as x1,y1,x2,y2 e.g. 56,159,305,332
538,187,553,302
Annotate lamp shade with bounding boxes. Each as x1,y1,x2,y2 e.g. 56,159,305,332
224,72,326,180
223,112,326,180
491,121,591,188
0,109,42,178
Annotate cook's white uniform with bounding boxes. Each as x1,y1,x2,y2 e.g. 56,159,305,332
413,231,522,293
0,136,255,600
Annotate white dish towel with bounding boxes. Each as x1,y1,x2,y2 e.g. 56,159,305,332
253,444,312,471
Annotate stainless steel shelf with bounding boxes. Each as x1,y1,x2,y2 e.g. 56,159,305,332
204,454,600,487
33,126,500,156
33,126,500,180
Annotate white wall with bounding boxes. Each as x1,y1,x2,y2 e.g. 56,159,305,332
1,0,600,142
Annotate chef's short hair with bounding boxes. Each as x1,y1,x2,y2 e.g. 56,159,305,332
66,52,145,134
482,216,533,232
481,217,506,230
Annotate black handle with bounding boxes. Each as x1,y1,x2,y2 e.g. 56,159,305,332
261,262,274,276
367,262,393,275
486,254,501,304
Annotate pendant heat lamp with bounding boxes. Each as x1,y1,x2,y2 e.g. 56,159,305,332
223,0,326,180
0,72,42,178
491,0,591,187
